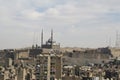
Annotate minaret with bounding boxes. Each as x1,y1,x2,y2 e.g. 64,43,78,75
41,29,43,48
51,29,53,47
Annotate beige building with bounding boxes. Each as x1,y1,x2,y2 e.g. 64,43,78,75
5,58,13,67
110,47,120,58
17,67,26,80
14,49,29,60
36,52,62,80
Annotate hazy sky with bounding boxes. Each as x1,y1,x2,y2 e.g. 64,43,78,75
0,0,120,49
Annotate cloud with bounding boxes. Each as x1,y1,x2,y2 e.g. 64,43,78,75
0,0,120,49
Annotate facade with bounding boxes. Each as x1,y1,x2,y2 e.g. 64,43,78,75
17,67,26,80
14,49,29,60
5,58,13,67
36,53,62,80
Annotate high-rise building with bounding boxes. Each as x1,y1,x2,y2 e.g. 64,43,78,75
36,53,62,80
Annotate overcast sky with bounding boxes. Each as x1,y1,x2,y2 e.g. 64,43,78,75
0,0,120,49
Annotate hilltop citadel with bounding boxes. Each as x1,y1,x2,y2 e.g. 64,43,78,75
0,30,120,80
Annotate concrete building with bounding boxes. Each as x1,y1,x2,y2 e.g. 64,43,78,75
110,47,120,58
36,53,62,80
14,49,29,60
5,58,13,67
17,67,26,80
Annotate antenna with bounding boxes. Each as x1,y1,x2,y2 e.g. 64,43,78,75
109,37,111,47
33,32,35,45
32,32,35,48
115,31,120,48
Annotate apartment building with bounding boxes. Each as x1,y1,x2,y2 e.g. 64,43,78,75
36,52,62,80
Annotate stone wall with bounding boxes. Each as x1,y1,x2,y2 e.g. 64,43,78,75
63,48,111,66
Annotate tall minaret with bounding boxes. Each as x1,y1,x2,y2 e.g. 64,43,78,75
51,29,53,46
41,29,43,48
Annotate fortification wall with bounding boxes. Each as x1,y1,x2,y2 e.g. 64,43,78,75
63,48,111,66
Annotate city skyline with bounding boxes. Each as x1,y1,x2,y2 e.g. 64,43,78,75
0,0,120,49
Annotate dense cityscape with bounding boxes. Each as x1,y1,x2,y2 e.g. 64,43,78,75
0,30,120,80
1,0,120,80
